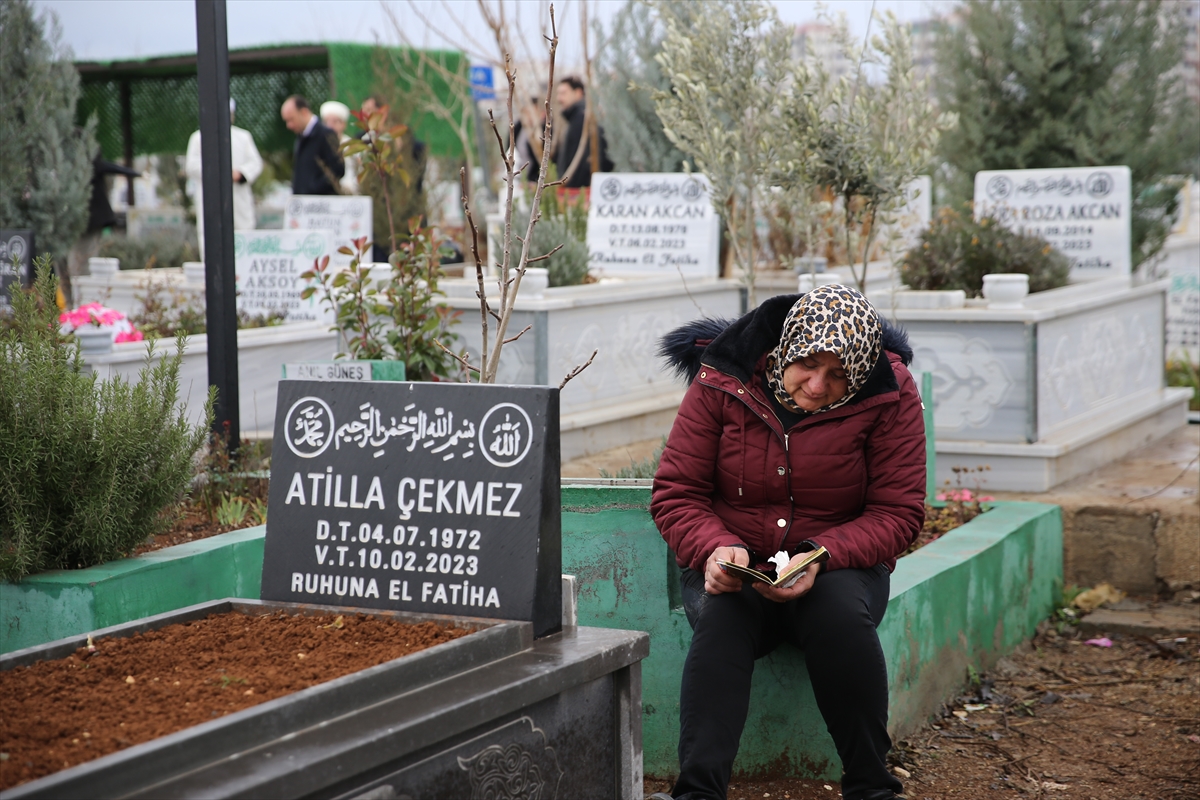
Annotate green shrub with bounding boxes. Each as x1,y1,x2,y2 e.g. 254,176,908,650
536,177,589,243
898,206,1071,298
600,437,667,479
302,231,461,381
195,426,269,522
534,216,590,287
130,277,207,337
1166,359,1199,411
512,208,590,288
97,232,199,271
0,257,212,580
130,278,284,338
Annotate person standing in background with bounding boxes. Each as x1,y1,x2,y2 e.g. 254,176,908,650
512,96,544,183
553,76,613,189
358,95,386,140
281,94,343,196
185,98,263,259
320,100,358,194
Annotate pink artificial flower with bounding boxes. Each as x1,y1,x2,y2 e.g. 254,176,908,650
935,493,947,501
59,308,92,328
114,329,144,343
980,495,994,502
60,303,141,343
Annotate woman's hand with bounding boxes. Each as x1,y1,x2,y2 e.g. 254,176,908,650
755,558,822,603
704,546,749,595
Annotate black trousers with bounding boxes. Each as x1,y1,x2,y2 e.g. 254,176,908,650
672,564,903,800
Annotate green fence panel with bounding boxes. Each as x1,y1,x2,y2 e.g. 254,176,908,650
76,43,469,162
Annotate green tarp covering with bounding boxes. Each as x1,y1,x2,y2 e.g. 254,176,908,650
76,42,470,161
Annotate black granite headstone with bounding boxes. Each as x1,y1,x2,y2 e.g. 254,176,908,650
262,380,562,638
0,229,34,315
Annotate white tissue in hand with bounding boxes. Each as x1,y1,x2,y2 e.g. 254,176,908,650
769,550,804,589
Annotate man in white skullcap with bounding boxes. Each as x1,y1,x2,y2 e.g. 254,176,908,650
185,98,263,258
320,100,358,194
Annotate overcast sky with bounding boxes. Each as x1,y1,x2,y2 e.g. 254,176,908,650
37,0,951,70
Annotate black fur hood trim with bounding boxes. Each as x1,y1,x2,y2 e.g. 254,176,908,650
658,293,914,387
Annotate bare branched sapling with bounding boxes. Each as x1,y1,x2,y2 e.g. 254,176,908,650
457,5,596,389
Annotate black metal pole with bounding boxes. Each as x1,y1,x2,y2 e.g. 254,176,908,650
195,0,239,447
120,80,134,207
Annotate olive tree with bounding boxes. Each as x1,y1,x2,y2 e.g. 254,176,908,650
776,12,952,291
652,0,791,307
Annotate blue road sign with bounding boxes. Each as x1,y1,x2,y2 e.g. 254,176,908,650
470,65,495,101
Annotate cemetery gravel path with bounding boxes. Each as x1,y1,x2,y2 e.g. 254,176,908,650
644,605,1199,799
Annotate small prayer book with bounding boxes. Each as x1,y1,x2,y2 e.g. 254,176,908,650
717,546,830,588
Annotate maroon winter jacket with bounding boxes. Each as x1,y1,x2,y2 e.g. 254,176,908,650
651,294,926,574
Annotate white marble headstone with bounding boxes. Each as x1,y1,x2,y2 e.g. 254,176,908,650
284,195,372,265
586,173,720,278
233,230,334,323
973,166,1131,280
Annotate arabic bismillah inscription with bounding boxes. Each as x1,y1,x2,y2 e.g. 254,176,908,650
283,396,534,466
334,402,478,461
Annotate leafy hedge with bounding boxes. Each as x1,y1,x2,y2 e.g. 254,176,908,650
0,258,211,580
899,206,1071,298
96,231,199,271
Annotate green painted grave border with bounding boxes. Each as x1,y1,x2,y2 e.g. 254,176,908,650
2,487,1062,783
1,527,264,655
559,487,1063,780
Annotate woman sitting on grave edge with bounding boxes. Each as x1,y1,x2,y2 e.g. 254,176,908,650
648,285,926,800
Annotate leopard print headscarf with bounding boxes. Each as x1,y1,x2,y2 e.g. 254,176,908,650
764,285,882,414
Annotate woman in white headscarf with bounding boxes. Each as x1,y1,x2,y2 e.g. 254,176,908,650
320,100,358,195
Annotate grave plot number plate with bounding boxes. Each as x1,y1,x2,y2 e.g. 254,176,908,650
262,380,561,637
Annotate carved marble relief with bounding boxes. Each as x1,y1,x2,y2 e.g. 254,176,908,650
550,306,681,396
461,322,537,386
911,333,1014,433
457,717,563,800
1038,296,1161,434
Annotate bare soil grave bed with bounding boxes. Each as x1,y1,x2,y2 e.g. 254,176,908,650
130,505,248,555
0,610,469,791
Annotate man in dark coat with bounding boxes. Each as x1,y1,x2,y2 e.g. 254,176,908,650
553,77,613,189
281,94,344,195
511,96,544,183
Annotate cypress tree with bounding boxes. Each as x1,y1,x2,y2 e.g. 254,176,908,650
593,0,692,173
0,0,96,286
936,0,1198,266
